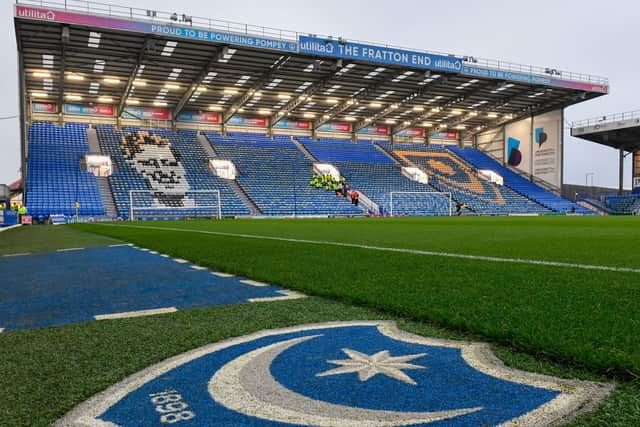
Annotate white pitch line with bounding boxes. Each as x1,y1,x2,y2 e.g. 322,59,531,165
94,307,177,321
96,223,640,275
57,247,85,252
249,290,307,303
241,279,270,287
108,244,130,248
213,272,235,278
2,253,31,258
191,265,208,271
160,254,170,258
174,258,189,264
0,224,21,233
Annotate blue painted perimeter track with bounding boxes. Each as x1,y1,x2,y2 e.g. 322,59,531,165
0,245,293,331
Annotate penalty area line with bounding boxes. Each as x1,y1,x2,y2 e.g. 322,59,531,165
95,224,640,274
94,307,177,321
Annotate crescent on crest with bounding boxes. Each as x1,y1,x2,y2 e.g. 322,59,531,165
208,335,482,426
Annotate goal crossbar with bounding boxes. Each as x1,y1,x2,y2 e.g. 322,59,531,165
129,190,222,221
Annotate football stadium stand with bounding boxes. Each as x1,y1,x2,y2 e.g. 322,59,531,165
601,195,640,214
26,122,105,218
95,126,251,218
447,147,591,214
298,138,451,216
205,133,362,216
379,143,551,215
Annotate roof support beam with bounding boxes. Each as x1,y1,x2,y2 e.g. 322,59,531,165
117,36,151,118
57,26,69,118
353,78,448,133
271,62,352,129
391,81,496,135
223,55,292,124
311,73,393,130
172,49,220,121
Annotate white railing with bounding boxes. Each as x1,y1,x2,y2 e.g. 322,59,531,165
572,110,640,129
15,0,608,87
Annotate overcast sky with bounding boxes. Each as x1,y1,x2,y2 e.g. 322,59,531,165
2,0,638,188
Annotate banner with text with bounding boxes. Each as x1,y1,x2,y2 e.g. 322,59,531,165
532,110,562,187
64,103,114,117
177,111,221,124
505,118,532,175
317,122,352,133
15,6,297,53
357,125,389,136
228,115,268,127
273,118,312,130
397,128,426,138
32,102,57,114
299,36,462,73
123,107,170,120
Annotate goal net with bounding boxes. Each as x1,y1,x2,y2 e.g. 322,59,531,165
387,192,452,217
129,190,222,221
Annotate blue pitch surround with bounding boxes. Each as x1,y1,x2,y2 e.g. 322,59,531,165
0,245,295,331
57,322,610,427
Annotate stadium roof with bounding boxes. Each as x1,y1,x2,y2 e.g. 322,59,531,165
571,111,640,152
14,0,609,137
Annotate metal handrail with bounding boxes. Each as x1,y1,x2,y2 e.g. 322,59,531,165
15,0,609,87
571,110,640,129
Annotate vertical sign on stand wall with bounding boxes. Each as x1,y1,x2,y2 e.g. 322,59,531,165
504,118,532,175
532,110,562,188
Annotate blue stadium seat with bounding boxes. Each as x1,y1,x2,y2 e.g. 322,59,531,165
205,132,362,216
26,122,105,217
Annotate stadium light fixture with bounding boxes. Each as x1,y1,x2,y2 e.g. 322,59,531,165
103,78,121,85
98,96,114,103
303,112,316,118
125,99,140,105
258,109,272,115
31,92,48,98
421,122,433,127
66,73,84,81
323,114,331,120
456,125,466,130
153,101,168,107
65,94,83,101
385,119,396,124
32,71,51,78
451,110,463,116
504,113,514,119
132,80,146,86
370,102,383,109
209,105,223,111
326,98,339,105
487,112,498,118
403,120,411,126
223,89,239,95
196,86,207,92
278,94,292,100
431,107,440,113
413,106,425,112
165,83,181,90
344,116,356,122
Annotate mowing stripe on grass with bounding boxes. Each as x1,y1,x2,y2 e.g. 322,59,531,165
97,223,640,274
94,307,178,321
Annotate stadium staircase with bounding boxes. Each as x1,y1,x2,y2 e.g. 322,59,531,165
205,132,362,216
378,142,550,215
87,126,118,218
291,137,318,162
577,198,610,216
26,122,105,219
299,137,450,216
447,146,591,214
197,132,218,158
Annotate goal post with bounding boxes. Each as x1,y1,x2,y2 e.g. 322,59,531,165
388,191,453,217
129,190,222,221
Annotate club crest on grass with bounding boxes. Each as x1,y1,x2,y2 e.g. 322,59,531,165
57,321,612,426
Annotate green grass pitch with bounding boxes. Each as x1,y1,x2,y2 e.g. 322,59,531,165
1,216,639,426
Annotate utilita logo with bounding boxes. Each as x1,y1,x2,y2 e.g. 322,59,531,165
16,7,56,21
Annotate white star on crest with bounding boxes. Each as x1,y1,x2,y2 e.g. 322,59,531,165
316,349,427,385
